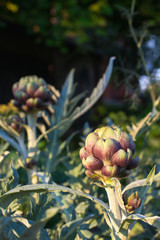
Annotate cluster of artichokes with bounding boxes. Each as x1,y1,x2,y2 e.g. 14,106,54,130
80,126,139,181
11,76,53,113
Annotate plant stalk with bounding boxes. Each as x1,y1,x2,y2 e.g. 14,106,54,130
105,187,122,239
26,114,38,183
128,0,155,106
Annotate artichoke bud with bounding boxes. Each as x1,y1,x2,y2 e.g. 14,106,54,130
80,125,139,182
12,75,55,113
26,157,37,169
123,190,141,213
8,115,23,133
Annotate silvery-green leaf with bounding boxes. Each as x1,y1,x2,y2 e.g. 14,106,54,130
119,214,160,237
0,143,9,156
0,216,28,240
114,179,127,218
122,166,156,216
20,207,60,240
0,130,22,155
59,214,94,240
0,151,10,165
30,193,54,221
54,69,75,125
71,57,115,121
36,57,115,144
8,162,19,190
122,166,157,193
0,183,109,213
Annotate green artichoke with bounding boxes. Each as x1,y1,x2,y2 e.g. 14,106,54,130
123,190,141,213
11,76,53,113
80,126,139,182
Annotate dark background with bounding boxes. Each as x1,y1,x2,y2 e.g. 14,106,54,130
0,0,160,105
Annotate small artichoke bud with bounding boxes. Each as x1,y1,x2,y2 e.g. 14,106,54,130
26,157,37,169
80,125,139,182
123,190,141,213
12,76,56,113
8,115,23,133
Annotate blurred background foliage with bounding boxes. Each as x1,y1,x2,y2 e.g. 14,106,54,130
1,0,160,106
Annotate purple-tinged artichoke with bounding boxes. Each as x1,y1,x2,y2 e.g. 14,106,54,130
11,76,53,113
8,115,23,133
80,126,139,182
123,190,141,213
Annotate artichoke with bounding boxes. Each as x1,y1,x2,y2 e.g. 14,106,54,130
11,75,53,113
123,190,141,213
8,115,23,133
80,126,139,182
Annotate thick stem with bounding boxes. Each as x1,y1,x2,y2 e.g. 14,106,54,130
16,137,28,162
26,114,38,184
105,187,122,236
27,114,37,158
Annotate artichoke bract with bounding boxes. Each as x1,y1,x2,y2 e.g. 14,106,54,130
80,126,139,182
11,76,53,113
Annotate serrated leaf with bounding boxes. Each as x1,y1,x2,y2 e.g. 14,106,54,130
122,166,159,193
71,57,115,121
0,143,9,156
54,69,75,124
122,166,156,216
20,208,60,240
59,214,94,240
8,162,19,190
0,151,10,165
30,193,54,221
127,111,160,140
0,216,28,240
0,130,22,155
0,183,109,213
119,214,160,237
36,57,115,144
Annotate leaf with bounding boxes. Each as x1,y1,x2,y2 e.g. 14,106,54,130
20,208,60,240
59,214,94,240
0,130,22,154
8,162,19,190
122,166,156,216
122,166,159,194
119,214,160,237
54,69,75,125
0,151,10,165
30,193,54,221
0,143,9,156
36,57,115,144
127,110,160,140
0,215,28,240
0,183,109,213
71,57,115,121
114,179,127,218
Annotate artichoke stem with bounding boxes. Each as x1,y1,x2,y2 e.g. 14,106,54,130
16,136,27,162
27,114,37,158
105,187,122,237
26,114,38,184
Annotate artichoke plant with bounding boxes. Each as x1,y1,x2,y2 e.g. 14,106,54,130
11,75,53,113
80,126,139,182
